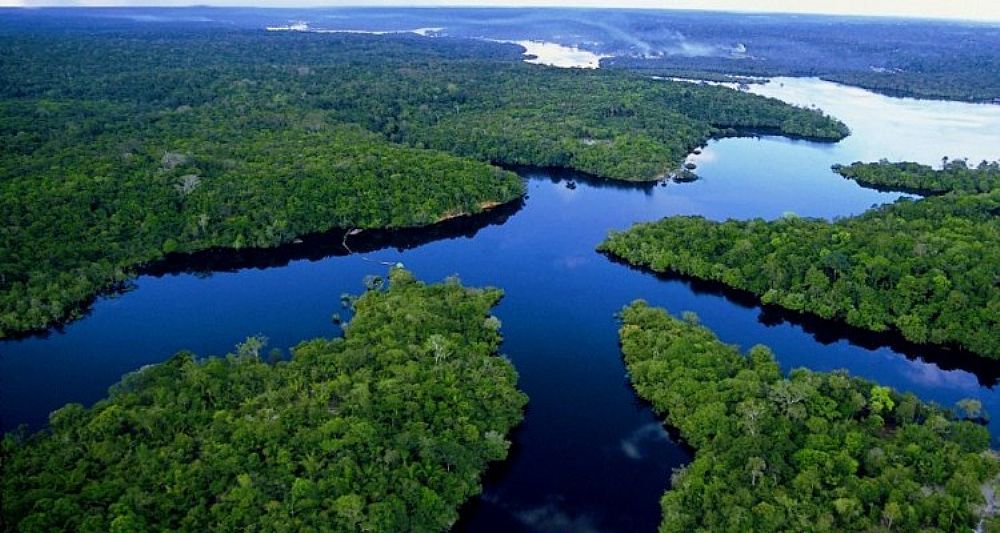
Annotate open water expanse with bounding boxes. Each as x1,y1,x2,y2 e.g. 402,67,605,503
2,77,999,531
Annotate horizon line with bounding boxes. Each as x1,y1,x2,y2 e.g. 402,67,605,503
2,3,1000,25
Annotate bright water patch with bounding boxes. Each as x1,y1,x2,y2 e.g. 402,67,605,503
507,40,608,69
265,22,444,36
750,77,1000,164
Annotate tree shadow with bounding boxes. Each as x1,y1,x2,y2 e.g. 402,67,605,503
7,198,525,342
601,252,1000,387
142,198,525,276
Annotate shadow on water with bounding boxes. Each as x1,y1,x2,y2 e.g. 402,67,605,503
143,198,525,276
455,369,698,533
618,374,694,453
511,165,662,194
8,198,525,343
453,421,531,532
602,253,1000,388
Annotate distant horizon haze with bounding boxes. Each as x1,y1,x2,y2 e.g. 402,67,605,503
2,1,1000,24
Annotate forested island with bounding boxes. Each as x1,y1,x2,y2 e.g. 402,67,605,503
834,160,1000,195
0,26,846,339
1,269,527,531
600,162,1000,358
618,301,998,531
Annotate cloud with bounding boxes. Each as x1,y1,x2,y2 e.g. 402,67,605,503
621,439,642,460
555,255,589,270
899,359,981,392
3,1,997,23
515,501,606,533
620,422,670,460
480,491,607,533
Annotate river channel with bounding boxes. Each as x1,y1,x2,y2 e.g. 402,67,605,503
2,78,999,532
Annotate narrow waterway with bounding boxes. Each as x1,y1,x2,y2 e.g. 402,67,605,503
2,79,998,532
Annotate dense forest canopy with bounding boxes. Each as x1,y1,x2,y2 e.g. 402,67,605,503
0,25,846,339
10,6,988,103
619,301,998,531
0,100,524,338
0,29,847,180
1,269,527,532
834,160,1000,196
600,188,1000,358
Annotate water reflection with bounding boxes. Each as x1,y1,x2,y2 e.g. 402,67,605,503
607,255,1000,387
144,198,525,277
620,422,672,461
2,199,525,345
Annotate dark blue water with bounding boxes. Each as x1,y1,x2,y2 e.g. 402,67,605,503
3,81,1000,531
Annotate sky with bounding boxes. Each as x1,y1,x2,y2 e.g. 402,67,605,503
2,0,999,23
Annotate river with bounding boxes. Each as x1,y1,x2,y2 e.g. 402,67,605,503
1,78,998,532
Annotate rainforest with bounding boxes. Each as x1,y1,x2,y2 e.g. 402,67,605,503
618,301,997,531
600,164,1000,358
0,28,845,339
2,6,999,533
2,269,527,532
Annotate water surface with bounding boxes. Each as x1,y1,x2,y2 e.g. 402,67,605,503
750,77,1000,164
508,39,607,68
2,79,999,532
